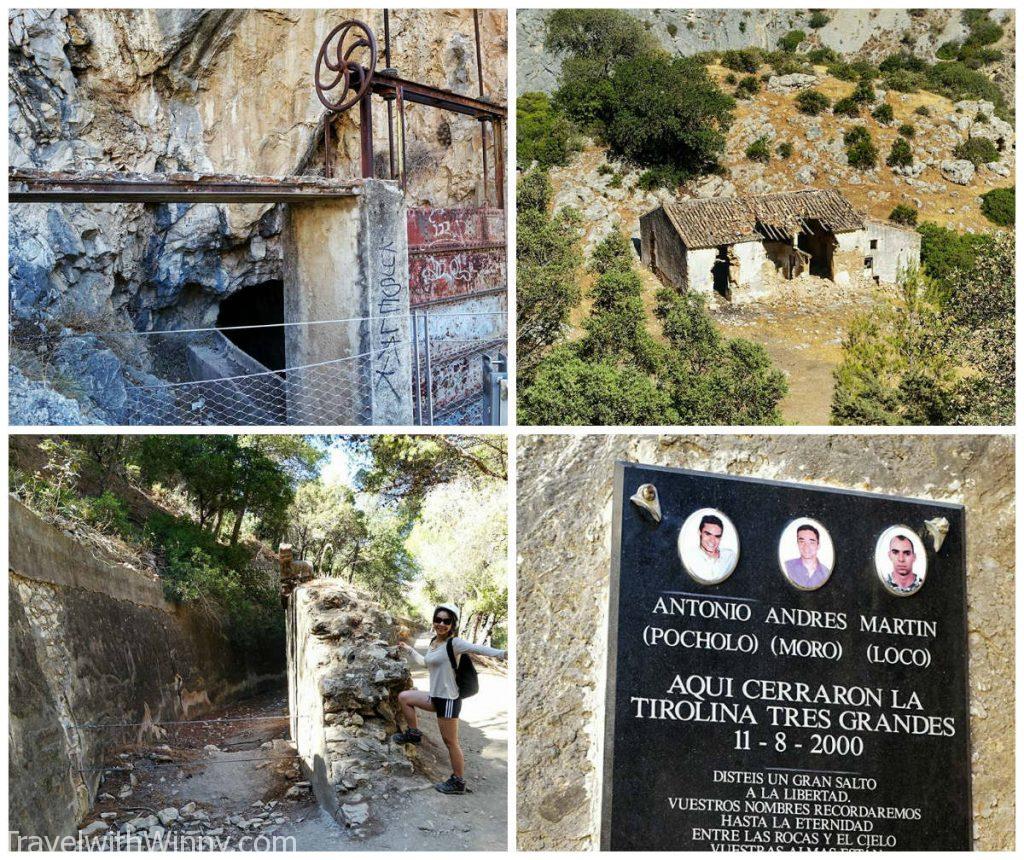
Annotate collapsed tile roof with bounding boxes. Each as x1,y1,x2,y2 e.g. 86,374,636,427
655,189,865,249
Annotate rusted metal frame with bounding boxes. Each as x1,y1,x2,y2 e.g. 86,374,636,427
411,310,423,425
408,242,506,256
369,75,505,120
358,92,374,179
473,10,489,206
428,337,505,365
8,171,364,203
396,85,407,192
492,117,505,209
383,9,396,181
410,286,507,310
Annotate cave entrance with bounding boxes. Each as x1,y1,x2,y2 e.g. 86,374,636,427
216,280,286,371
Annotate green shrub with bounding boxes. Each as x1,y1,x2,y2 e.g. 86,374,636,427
964,18,1003,47
936,40,961,60
777,141,793,159
808,11,830,29
851,79,876,104
886,137,914,168
917,222,995,285
637,165,688,190
898,123,916,138
889,204,919,226
778,29,805,53
667,23,678,38
844,125,878,169
953,136,1000,166
924,61,1003,108
608,172,623,188
879,52,928,74
796,89,830,115
833,96,861,117
882,69,924,92
767,52,808,75
745,136,772,163
83,491,135,538
806,47,839,65
724,72,737,85
914,105,931,117
871,103,894,123
980,187,1014,227
517,92,581,170
735,75,760,98
721,48,761,73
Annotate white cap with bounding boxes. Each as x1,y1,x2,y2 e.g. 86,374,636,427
434,603,460,623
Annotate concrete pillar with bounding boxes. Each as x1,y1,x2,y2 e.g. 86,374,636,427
283,179,412,425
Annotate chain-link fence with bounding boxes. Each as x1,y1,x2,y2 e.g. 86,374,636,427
11,311,506,427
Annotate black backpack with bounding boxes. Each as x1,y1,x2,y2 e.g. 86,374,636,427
446,639,479,698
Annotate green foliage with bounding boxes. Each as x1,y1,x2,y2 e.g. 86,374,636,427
851,79,876,104
666,23,678,38
745,136,772,163
898,122,916,138
596,162,615,175
778,29,805,53
831,269,957,425
886,137,914,168
871,103,894,124
806,47,840,65
808,11,830,29
777,141,793,159
964,17,1003,47
980,187,1015,227
16,438,85,519
82,491,135,538
796,89,830,116
766,51,808,75
843,125,878,168
637,166,687,190
724,72,737,85
924,61,1003,109
953,136,1000,166
888,204,918,226
721,48,761,73
518,230,787,426
832,233,1015,426
832,96,860,117
914,105,931,117
517,91,580,170
735,75,760,98
517,168,583,380
917,222,994,286
882,69,923,93
543,9,655,71
936,40,961,60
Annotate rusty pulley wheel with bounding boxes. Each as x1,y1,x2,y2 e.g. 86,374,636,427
314,20,378,113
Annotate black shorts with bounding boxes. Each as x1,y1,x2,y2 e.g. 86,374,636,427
431,696,462,719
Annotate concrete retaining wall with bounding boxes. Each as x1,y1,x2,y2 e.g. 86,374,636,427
8,499,282,842
516,435,1014,851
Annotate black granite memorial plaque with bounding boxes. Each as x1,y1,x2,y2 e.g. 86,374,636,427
601,463,971,851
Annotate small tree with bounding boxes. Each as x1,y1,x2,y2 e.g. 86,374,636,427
851,79,876,103
808,11,830,29
889,204,918,226
886,137,914,168
898,122,916,138
796,89,830,115
745,136,772,163
871,103,894,124
735,75,760,98
517,92,581,170
953,136,1000,166
844,125,878,169
980,187,1014,227
778,30,805,52
832,96,861,117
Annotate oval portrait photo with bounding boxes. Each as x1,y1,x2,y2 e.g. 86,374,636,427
777,518,834,591
875,526,927,597
677,508,740,585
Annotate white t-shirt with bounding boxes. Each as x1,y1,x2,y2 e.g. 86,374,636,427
406,636,506,700
686,546,737,584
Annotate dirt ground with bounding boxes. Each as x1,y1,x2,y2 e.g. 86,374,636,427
75,640,508,851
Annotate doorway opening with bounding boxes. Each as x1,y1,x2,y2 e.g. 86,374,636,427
712,246,731,299
216,280,285,370
796,220,835,279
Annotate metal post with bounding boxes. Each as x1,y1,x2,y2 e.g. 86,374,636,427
411,311,422,425
384,9,396,180
359,91,374,178
396,85,407,191
473,10,488,206
422,313,434,425
493,117,505,209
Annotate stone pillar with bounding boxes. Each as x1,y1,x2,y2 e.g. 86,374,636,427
283,179,412,425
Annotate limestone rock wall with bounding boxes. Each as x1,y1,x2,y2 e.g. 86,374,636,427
8,498,282,841
287,579,416,834
516,434,1014,851
9,9,506,420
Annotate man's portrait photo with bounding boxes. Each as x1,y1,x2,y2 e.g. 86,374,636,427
874,526,927,597
778,518,834,591
678,508,739,585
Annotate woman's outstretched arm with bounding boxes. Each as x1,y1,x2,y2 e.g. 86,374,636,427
451,637,507,659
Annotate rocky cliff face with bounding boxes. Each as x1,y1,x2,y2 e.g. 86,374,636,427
9,9,507,422
517,9,1012,95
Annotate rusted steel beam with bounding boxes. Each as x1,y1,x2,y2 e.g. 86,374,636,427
9,169,366,203
370,73,506,120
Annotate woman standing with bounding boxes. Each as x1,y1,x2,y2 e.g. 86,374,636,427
391,603,507,794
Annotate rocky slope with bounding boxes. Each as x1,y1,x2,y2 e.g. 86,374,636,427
9,9,507,422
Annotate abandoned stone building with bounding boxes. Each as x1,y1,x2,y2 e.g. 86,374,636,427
639,189,921,300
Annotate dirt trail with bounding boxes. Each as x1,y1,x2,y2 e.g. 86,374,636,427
76,639,508,851
358,632,509,851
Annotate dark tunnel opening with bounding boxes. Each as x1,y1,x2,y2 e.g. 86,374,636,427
216,280,286,371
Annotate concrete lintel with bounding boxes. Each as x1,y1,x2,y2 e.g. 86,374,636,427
9,168,368,203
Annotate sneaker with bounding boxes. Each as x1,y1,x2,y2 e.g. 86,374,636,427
435,774,467,795
390,728,423,745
